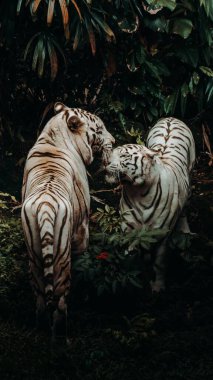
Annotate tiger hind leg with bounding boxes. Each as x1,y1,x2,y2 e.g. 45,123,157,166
51,201,72,343
151,237,168,292
22,200,50,331
175,212,196,260
52,296,68,344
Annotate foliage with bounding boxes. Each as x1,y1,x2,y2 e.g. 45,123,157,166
0,214,29,318
90,204,128,233
0,0,213,158
169,230,195,251
105,313,156,350
74,204,168,296
0,192,19,210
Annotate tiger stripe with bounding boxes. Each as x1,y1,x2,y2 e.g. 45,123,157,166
106,117,195,291
21,102,114,340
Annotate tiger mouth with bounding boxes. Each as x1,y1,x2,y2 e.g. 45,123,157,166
105,173,120,184
105,171,120,184
105,170,134,185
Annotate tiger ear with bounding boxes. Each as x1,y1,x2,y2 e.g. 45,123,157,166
54,102,66,114
67,115,85,132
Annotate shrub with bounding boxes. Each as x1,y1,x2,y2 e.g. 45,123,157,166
73,205,168,296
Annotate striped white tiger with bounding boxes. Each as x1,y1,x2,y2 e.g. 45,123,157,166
21,102,114,340
105,117,196,292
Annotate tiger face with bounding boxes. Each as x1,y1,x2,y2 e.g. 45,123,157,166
105,144,156,186
54,102,115,166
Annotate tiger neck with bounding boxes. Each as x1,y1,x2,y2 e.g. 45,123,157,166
38,116,93,166
120,160,181,230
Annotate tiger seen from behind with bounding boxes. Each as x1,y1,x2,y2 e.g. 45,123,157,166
21,102,114,342
105,117,196,292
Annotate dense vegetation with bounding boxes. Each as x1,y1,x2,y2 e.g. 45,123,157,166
0,0,213,166
0,1,213,379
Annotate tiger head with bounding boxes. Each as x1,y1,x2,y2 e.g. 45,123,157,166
54,102,115,166
105,144,157,186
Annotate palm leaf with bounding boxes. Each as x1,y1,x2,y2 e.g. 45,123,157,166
64,24,70,40
17,0,31,14
51,37,67,70
17,0,24,14
73,22,82,51
91,12,115,40
88,26,96,55
58,0,69,25
32,0,42,14
32,41,40,71
58,0,70,39
47,40,58,80
84,15,96,55
37,37,46,78
71,0,82,20
47,0,56,25
24,32,40,60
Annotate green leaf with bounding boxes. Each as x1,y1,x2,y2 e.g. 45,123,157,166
170,231,194,250
144,16,169,33
164,89,180,114
37,38,46,78
17,0,24,14
84,14,96,55
129,277,142,288
126,52,138,72
171,18,193,39
32,41,40,72
91,12,115,40
73,23,82,51
146,0,176,11
199,0,213,21
47,39,58,81
199,66,213,77
24,33,40,61
118,15,139,34
145,61,162,81
181,82,189,98
176,47,199,68
136,46,146,65
205,79,213,103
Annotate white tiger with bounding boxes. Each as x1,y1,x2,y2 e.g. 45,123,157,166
105,117,196,291
21,102,114,341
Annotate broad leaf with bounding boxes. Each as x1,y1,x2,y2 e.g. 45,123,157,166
164,89,180,114
171,18,193,39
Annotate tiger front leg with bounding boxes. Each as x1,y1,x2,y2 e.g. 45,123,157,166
151,237,168,292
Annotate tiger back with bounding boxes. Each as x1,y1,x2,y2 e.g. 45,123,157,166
21,102,114,340
105,117,195,291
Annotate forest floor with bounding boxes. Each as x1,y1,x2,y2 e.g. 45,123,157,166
0,155,212,380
